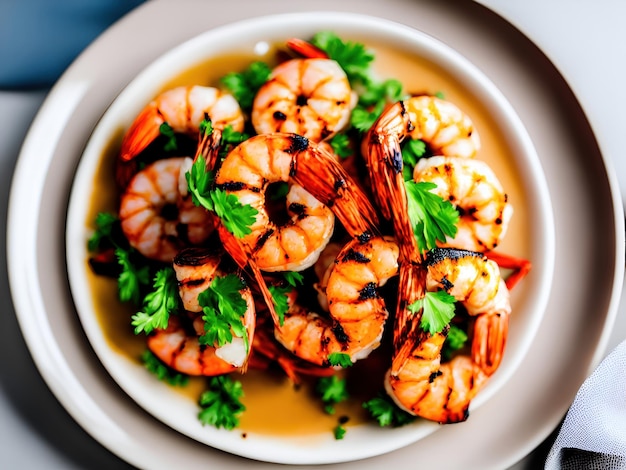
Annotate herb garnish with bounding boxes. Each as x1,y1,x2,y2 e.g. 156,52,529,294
198,274,250,351
131,267,179,335
268,271,304,326
363,393,417,427
405,181,459,254
186,154,258,238
310,31,407,133
408,290,457,335
442,324,468,361
198,375,246,430
316,375,350,415
328,352,353,368
221,61,272,110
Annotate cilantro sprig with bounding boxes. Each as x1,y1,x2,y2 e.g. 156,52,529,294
198,274,250,351
442,324,469,361
186,154,258,238
408,290,457,335
221,61,272,110
405,181,459,254
88,212,150,304
328,352,353,368
131,267,179,335
268,271,304,326
310,31,407,133
363,393,416,427
316,375,349,415
198,375,246,430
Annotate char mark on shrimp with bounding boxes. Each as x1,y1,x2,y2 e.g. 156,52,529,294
425,247,485,266
341,249,370,264
358,282,379,300
254,228,275,250
286,134,310,154
331,322,350,344
288,202,307,218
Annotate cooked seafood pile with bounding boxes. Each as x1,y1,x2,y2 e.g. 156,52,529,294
87,32,531,434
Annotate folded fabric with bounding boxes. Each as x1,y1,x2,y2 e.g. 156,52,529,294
545,339,626,469
0,0,145,89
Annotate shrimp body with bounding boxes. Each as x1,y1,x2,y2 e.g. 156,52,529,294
363,95,480,226
119,157,217,262
150,247,257,373
275,236,399,365
215,133,380,272
414,156,513,251
251,58,357,142
173,246,222,313
147,315,238,376
120,85,245,162
386,248,511,423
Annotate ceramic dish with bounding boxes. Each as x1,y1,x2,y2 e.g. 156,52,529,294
7,1,623,469
64,11,552,465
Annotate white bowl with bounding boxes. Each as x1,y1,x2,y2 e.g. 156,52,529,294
66,11,554,465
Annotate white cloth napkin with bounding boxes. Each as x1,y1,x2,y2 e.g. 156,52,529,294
545,339,626,469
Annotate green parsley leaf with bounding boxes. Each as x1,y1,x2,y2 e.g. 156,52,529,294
442,324,468,361
408,290,457,335
186,154,215,210
328,352,353,368
141,350,189,386
282,271,304,288
316,375,349,415
334,424,347,440
185,155,258,238
401,139,427,180
199,118,213,137
434,90,445,99
311,31,374,84
87,212,118,252
210,188,258,238
405,180,459,253
131,267,179,334
198,274,249,351
159,122,178,152
329,133,352,159
198,375,246,430
116,248,150,305
221,61,272,110
363,393,417,427
268,284,290,327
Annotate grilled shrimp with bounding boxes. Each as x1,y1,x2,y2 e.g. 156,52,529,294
414,156,513,252
386,248,511,423
119,157,217,263
251,58,357,142
119,85,245,163
275,236,399,366
362,95,480,222
148,246,257,374
214,133,379,272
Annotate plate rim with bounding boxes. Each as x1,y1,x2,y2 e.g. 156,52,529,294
7,0,624,468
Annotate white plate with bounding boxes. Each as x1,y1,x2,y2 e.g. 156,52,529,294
64,11,553,465
7,0,624,469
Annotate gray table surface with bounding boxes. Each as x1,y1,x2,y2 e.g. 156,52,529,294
2,1,625,468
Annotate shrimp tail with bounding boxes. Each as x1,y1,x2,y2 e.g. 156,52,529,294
119,104,164,162
286,38,329,59
391,262,429,373
218,225,282,330
472,311,508,376
194,126,223,171
291,138,380,238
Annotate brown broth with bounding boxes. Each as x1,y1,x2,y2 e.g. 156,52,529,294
85,38,530,437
